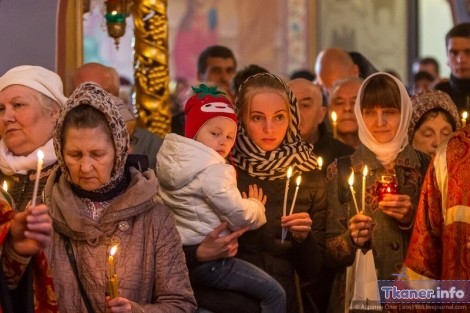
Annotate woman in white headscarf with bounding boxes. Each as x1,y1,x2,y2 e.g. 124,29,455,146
324,72,430,312
0,65,66,211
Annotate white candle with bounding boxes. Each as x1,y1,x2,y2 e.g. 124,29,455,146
348,170,360,215
462,111,468,128
331,111,338,139
2,181,7,193
282,167,293,217
30,150,44,209
317,157,323,171
362,165,368,214
288,176,302,216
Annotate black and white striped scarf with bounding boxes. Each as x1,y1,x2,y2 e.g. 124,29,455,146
231,73,319,181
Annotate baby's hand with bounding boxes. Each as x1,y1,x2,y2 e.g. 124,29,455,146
242,184,267,205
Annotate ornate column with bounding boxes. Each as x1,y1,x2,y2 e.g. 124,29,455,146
132,0,171,136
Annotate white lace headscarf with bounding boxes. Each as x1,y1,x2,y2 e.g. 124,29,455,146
354,72,412,166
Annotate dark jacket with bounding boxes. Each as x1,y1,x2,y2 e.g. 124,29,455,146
313,123,355,175
235,169,326,312
434,75,470,114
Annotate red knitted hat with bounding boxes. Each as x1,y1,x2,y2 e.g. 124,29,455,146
184,84,238,139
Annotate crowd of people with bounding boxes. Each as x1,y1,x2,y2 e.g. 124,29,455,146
0,21,469,313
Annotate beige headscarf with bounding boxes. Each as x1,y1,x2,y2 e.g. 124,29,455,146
354,72,413,166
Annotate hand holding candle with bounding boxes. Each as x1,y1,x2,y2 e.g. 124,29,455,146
107,245,119,299
331,111,338,139
348,170,360,215
30,150,44,209
362,165,368,214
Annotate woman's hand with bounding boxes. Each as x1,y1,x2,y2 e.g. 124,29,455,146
378,194,413,224
281,212,312,242
9,204,52,256
106,296,131,312
349,214,373,247
242,184,267,205
196,222,249,262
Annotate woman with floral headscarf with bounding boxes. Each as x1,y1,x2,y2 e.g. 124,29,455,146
184,73,326,313
325,73,430,313
43,82,196,313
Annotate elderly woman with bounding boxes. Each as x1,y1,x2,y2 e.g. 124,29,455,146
0,65,66,211
43,82,196,313
186,73,326,313
409,90,460,157
325,73,430,312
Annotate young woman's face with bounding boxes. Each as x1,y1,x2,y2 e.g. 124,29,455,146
63,126,115,191
412,113,453,157
362,107,401,143
243,92,289,151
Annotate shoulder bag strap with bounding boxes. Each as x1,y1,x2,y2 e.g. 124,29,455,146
63,236,96,313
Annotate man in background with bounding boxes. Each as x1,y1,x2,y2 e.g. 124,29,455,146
71,62,163,170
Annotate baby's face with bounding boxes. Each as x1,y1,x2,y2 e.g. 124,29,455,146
195,117,237,158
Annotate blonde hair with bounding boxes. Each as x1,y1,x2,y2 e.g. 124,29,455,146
236,74,290,126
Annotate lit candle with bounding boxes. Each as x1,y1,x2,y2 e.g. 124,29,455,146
2,181,7,193
107,245,119,299
30,150,44,209
281,167,293,244
317,157,323,171
462,111,468,128
288,176,302,216
282,167,293,218
362,165,368,214
331,111,338,139
348,170,360,215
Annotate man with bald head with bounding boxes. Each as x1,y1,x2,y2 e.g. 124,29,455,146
314,47,359,95
289,79,354,175
72,62,163,171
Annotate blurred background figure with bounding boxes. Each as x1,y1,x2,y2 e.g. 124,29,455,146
72,62,163,170
314,47,359,96
197,45,237,101
412,56,441,82
409,90,460,157
410,71,435,95
348,51,378,79
289,69,316,82
328,77,362,149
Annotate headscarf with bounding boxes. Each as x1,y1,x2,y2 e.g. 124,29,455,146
354,72,413,166
53,82,129,196
231,73,319,180
0,65,66,175
0,65,67,106
409,90,461,141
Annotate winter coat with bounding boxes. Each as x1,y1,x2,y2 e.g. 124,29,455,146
235,168,326,313
325,144,428,313
44,166,197,313
156,133,266,245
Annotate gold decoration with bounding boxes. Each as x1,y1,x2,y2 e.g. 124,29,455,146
132,0,171,136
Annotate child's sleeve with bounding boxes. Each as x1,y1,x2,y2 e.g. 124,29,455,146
202,164,267,231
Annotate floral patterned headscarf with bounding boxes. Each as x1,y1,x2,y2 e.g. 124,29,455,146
53,82,129,191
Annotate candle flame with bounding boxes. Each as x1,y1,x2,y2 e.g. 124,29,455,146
37,149,44,161
317,157,323,169
287,166,293,179
348,170,354,186
2,181,7,193
110,245,118,256
363,165,368,177
331,111,337,122
463,111,468,120
296,175,301,186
